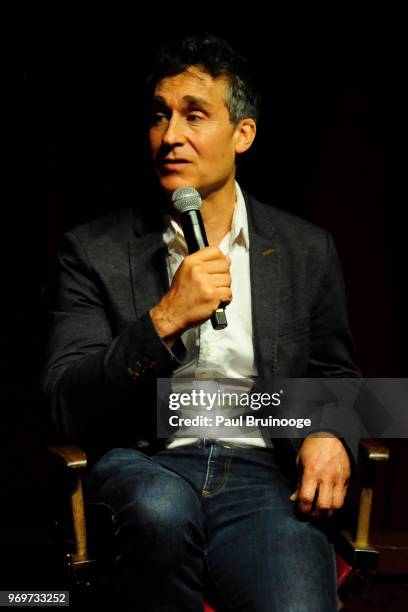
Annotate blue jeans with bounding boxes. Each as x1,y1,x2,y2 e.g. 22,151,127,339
84,442,337,611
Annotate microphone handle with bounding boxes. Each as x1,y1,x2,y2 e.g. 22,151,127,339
181,209,209,251
180,210,228,330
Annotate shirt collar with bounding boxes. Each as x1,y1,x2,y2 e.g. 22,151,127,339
162,181,249,254
229,182,249,251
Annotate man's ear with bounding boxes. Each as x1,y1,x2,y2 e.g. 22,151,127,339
234,118,257,154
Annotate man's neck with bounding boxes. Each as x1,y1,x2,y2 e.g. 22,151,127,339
200,179,237,247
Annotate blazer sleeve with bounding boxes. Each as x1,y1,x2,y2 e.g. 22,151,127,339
308,231,361,469
308,232,360,379
40,231,183,446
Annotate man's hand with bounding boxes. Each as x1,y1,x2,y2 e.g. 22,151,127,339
150,247,232,344
290,433,351,517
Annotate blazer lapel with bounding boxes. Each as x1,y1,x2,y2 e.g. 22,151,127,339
245,193,280,378
128,212,169,318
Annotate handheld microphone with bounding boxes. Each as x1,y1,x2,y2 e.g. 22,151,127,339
171,187,228,330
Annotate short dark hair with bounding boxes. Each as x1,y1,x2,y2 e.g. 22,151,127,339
147,33,260,125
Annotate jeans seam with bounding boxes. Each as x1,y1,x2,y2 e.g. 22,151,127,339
85,499,120,534
201,445,215,495
85,499,118,514
202,452,233,497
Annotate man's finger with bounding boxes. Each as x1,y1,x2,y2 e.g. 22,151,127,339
297,479,318,513
209,273,232,288
194,246,228,262
314,481,333,513
201,260,231,274
331,483,348,510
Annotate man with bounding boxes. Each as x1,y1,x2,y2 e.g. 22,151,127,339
42,33,360,611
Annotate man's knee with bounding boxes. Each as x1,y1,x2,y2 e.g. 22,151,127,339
111,473,205,566
120,478,202,536
85,450,205,564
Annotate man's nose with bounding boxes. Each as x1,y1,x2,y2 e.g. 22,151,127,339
161,115,186,146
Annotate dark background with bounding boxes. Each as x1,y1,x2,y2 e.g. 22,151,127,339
3,0,404,595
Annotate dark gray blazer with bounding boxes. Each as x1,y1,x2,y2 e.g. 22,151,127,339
41,191,360,466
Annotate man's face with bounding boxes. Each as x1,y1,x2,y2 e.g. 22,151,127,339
149,66,240,197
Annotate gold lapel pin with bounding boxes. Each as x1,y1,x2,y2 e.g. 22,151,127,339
262,248,274,256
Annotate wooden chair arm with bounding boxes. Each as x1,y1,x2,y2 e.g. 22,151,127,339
48,445,88,469
359,439,390,463
353,439,389,549
48,445,89,565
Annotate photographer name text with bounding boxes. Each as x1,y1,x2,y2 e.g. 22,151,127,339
168,414,312,429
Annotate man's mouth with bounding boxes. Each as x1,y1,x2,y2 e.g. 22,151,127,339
160,159,191,170
161,159,190,164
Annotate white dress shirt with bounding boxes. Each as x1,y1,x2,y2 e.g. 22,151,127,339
163,182,271,449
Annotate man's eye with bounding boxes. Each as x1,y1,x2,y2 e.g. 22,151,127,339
187,113,204,122
151,113,168,125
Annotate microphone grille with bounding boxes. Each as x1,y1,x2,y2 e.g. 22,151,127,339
172,187,202,213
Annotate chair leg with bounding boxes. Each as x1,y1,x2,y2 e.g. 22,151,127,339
70,472,88,563
355,486,373,548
